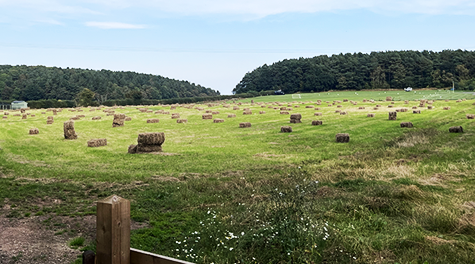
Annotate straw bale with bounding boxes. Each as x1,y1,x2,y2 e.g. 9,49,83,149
391,102,395,104
337,105,342,108
92,116,101,120
113,113,125,127
87,138,107,147
427,106,433,109
280,111,289,115
294,105,300,108
335,110,341,113
281,126,292,133
466,114,475,119
340,111,347,115
244,108,250,111
2,116,6,119
128,144,138,154
243,111,252,115
259,111,265,114
171,113,180,119
306,105,314,108
389,112,397,120
404,100,409,104
22,114,27,119
29,128,39,135
125,117,132,121
312,120,323,125
13,114,20,116
443,107,450,110
63,120,77,140
388,105,393,108
456,100,462,103
214,118,224,123
400,122,413,128
386,96,392,101
358,106,365,109
413,110,421,114
4,112,9,115
228,114,236,118
202,114,212,119
314,112,322,116
261,105,266,108
449,126,463,133
177,119,188,123
70,116,80,120
367,113,375,117
137,132,165,145
336,133,350,143
212,111,220,115
290,113,302,120
239,122,251,128
147,119,160,123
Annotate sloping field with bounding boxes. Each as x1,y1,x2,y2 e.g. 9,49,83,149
0,91,474,263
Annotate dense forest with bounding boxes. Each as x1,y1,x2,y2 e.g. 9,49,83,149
0,65,219,102
233,50,475,94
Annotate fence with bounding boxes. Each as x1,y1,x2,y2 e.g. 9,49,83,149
82,195,194,264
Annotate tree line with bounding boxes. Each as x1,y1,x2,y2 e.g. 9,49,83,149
233,50,475,94
0,65,219,103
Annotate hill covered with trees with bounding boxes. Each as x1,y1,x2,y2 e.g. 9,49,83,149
0,65,219,103
233,50,475,94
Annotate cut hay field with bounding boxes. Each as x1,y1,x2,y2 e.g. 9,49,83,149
1,90,475,264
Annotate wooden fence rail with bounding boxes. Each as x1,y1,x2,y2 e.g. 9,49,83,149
83,195,194,264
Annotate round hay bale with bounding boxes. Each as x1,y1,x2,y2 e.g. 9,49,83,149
281,126,292,133
449,126,463,133
233,106,240,110
388,105,393,108
400,122,413,128
391,101,395,104
128,144,138,154
412,106,418,109
466,114,475,119
29,128,39,135
147,119,160,123
376,105,382,107
337,105,342,108
290,113,302,120
336,133,350,143
239,122,251,128
367,113,375,117
388,112,397,120
213,118,224,123
315,107,321,110
413,110,421,114
87,138,107,147
312,120,323,125
177,119,188,123
427,106,433,109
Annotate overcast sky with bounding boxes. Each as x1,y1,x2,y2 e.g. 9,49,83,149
1,1,474,95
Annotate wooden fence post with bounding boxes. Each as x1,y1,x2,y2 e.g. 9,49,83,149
96,195,131,264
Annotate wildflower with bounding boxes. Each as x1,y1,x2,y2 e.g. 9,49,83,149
229,247,233,251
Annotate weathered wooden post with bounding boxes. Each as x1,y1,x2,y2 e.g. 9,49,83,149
96,195,131,264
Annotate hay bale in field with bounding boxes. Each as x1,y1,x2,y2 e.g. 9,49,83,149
391,102,395,104
413,110,421,114
41,112,45,114
340,111,347,115
343,99,348,102
259,111,265,114
404,100,409,104
177,119,188,123
125,117,132,121
456,100,462,103
449,126,463,133
358,106,365,109
2,116,6,119
212,111,220,115
233,106,239,110
70,116,80,120
305,105,314,108
214,118,224,123
290,113,302,123
443,107,451,110
4,112,9,115
147,119,160,123
388,105,393,108
466,114,475,119
400,122,413,128
202,114,212,119
314,112,322,116
87,138,107,147
281,126,292,133
63,120,77,140
389,112,397,120
427,106,433,109
13,114,20,117
170,106,176,110
367,113,375,117
171,113,180,119
335,110,341,113
280,111,289,115
376,104,382,107
29,128,39,135
20,109,25,113
386,96,392,101
137,132,165,146
228,114,236,118
243,110,252,115
239,122,251,128
92,116,101,120
113,113,126,127
312,120,323,125
294,105,300,108
336,133,350,143
22,114,27,119
337,105,342,108
261,105,266,108
128,144,138,154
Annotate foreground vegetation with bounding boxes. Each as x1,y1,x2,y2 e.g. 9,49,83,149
1,91,474,263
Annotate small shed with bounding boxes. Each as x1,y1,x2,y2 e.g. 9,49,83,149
11,101,28,110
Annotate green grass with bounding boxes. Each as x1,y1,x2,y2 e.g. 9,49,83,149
1,90,475,263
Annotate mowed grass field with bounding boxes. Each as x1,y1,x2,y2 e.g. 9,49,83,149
1,90,475,264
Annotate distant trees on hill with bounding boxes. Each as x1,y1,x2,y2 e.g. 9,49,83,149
0,65,219,102
233,50,475,94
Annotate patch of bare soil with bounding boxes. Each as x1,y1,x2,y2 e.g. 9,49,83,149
0,212,148,264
